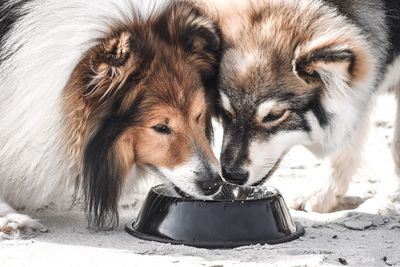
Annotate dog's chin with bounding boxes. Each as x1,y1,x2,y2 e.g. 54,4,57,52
251,158,282,187
147,166,220,200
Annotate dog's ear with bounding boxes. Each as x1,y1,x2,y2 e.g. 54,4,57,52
84,31,147,100
293,46,356,85
155,2,221,79
82,112,138,230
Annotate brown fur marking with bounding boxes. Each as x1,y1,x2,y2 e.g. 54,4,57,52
61,1,221,229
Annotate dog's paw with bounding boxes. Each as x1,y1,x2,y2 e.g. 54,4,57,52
0,213,48,239
356,194,400,215
289,189,339,213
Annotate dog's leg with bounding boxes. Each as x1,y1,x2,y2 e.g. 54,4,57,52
291,117,369,213
358,92,400,214
0,199,47,239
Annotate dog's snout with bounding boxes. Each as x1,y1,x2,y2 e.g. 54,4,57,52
197,176,223,196
222,167,249,185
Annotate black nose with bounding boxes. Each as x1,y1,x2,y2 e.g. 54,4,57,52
197,177,223,196
222,167,249,185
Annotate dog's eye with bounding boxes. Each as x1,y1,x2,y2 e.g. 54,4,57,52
152,124,171,134
262,110,287,123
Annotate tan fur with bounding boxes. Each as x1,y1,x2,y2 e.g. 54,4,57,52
87,32,140,100
58,2,223,229
133,91,216,168
200,0,375,94
115,131,136,177
63,75,92,167
62,3,219,179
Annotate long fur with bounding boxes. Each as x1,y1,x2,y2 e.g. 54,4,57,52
0,0,165,209
0,0,222,233
212,0,400,212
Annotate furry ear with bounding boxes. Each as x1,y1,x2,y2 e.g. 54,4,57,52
85,31,145,100
293,47,355,85
82,115,136,230
155,2,221,78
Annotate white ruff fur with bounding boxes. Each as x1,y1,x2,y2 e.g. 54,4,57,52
293,56,400,212
309,62,376,155
0,0,171,212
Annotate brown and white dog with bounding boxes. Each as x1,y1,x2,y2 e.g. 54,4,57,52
0,0,223,236
210,0,400,213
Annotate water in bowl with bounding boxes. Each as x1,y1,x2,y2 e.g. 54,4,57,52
165,183,274,201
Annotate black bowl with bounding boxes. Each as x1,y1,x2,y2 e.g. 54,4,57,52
126,184,304,248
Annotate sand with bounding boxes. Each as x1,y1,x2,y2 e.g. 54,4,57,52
1,95,400,267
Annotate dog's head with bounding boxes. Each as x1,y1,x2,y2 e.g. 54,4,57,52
216,1,377,186
63,2,222,229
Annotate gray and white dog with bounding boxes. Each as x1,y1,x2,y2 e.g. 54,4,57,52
212,0,400,212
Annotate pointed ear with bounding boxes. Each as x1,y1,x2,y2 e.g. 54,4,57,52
293,47,356,85
84,31,145,99
156,2,221,78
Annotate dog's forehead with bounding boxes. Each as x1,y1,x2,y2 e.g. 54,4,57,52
219,46,314,114
222,46,292,84
219,67,296,112
141,78,204,114
220,89,257,114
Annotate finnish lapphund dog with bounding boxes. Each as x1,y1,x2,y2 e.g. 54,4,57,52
0,0,223,237
212,0,400,213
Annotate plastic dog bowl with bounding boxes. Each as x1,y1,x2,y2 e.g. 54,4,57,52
126,184,304,248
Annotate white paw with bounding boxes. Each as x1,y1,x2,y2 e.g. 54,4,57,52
356,194,400,215
0,213,48,239
289,189,339,213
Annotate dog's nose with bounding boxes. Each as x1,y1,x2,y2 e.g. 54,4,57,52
222,167,249,185
197,177,223,196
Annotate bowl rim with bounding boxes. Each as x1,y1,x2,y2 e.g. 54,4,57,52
125,220,305,249
151,184,281,204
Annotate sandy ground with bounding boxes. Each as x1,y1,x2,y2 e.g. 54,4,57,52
1,95,400,267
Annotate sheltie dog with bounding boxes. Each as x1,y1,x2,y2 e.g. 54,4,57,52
212,0,400,212
0,0,223,237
